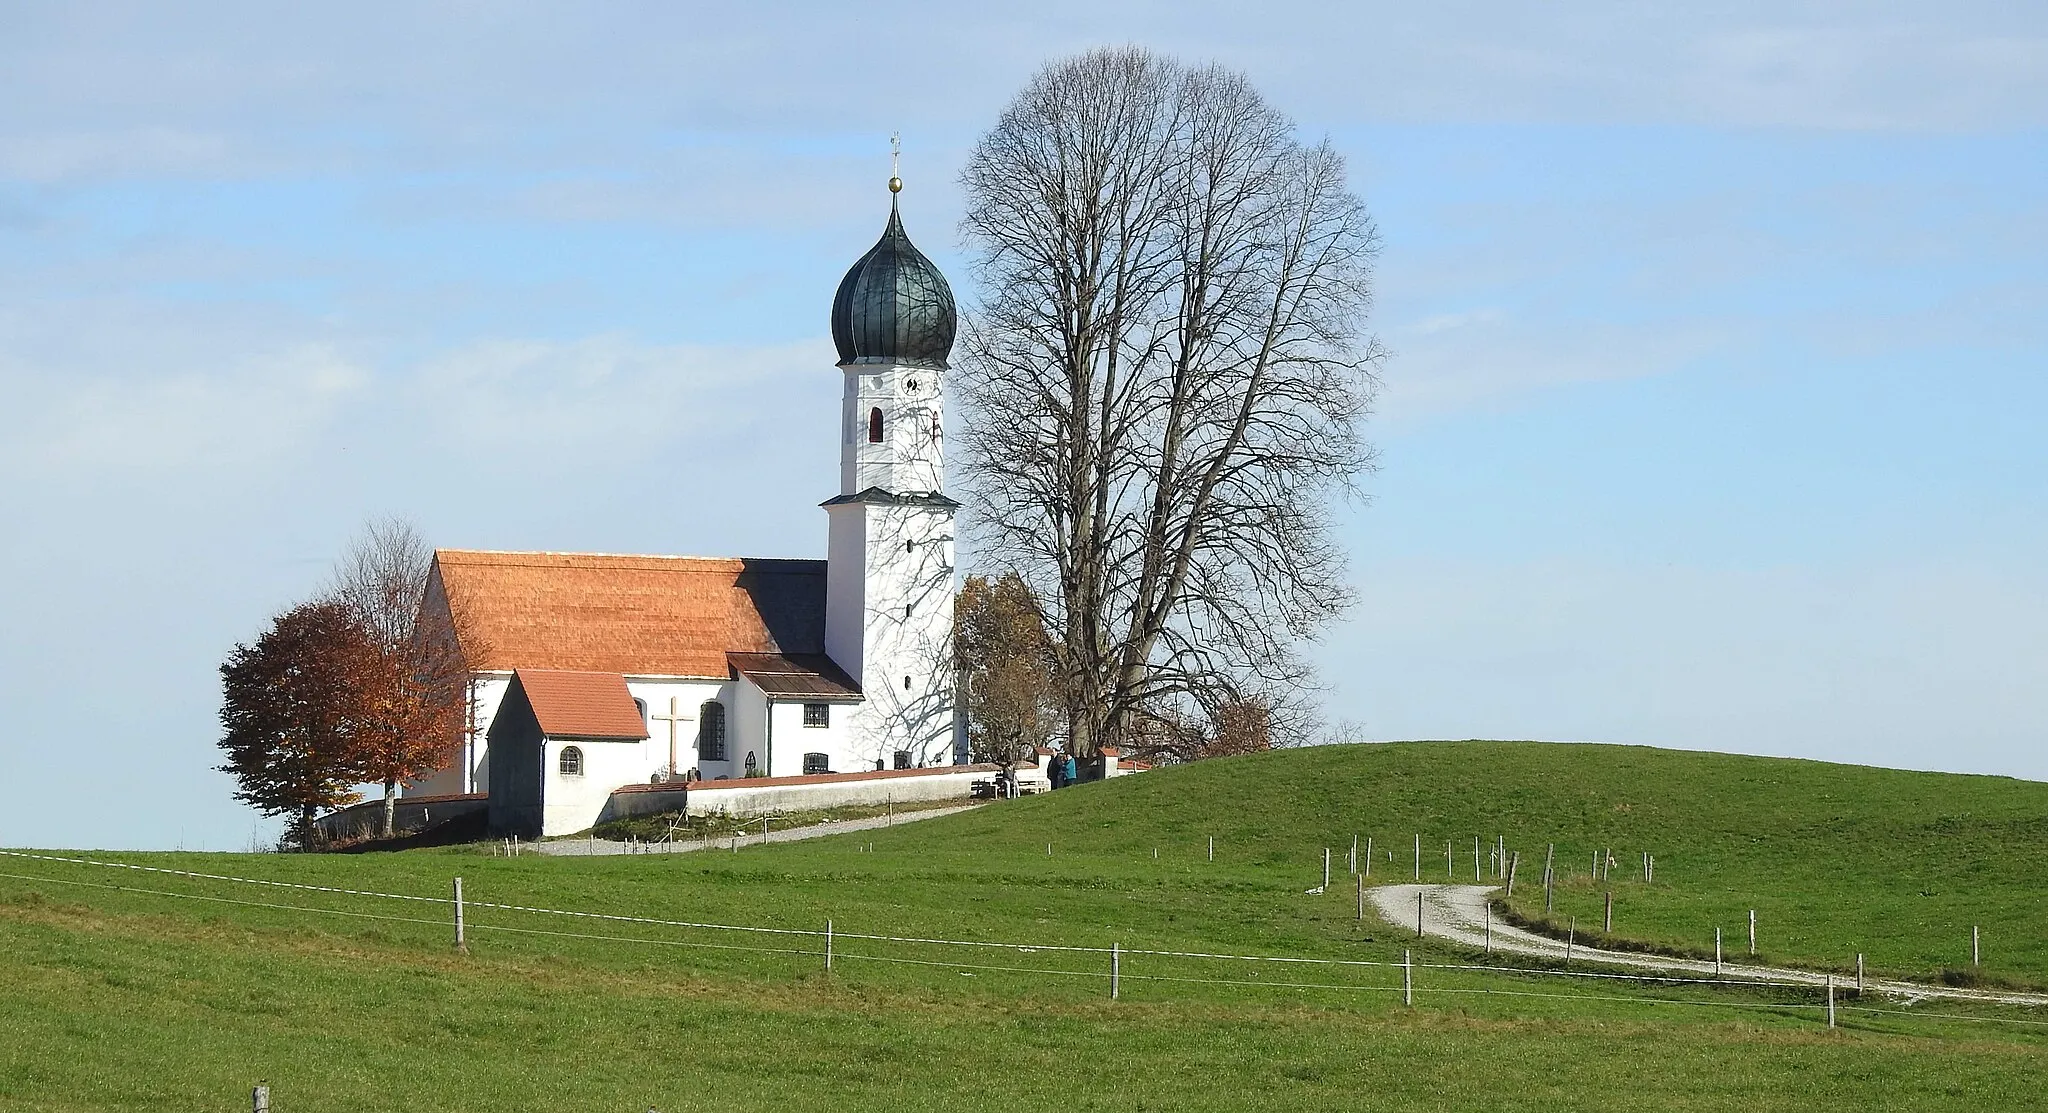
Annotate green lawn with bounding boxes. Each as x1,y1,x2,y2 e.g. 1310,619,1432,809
3,741,2045,1111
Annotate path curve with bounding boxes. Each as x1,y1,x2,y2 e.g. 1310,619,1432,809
1368,883,2048,1009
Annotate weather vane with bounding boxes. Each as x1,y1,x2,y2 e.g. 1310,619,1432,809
889,132,902,193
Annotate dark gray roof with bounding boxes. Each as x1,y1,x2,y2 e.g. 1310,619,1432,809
728,652,864,702
819,486,963,509
830,195,957,370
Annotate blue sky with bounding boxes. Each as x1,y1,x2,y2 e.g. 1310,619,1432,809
1,2,2041,850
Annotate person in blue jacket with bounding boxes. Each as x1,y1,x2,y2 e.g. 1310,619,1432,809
1062,753,1078,786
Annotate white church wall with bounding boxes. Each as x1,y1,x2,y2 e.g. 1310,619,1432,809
731,676,769,777
540,736,651,837
845,502,956,770
622,678,735,780
766,698,860,777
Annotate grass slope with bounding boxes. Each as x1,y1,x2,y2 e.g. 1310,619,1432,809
2,741,2044,1111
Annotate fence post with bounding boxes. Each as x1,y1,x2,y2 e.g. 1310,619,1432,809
1356,872,1364,921
1475,837,1482,882
1506,852,1520,895
1857,952,1864,993
1826,974,1836,1029
1604,888,1613,933
1413,833,1420,881
1715,927,1722,976
825,919,833,973
1485,901,1492,954
1566,916,1575,963
1350,834,1358,875
1749,909,1756,955
1403,948,1413,1007
453,876,467,954
1324,847,1331,889
1363,836,1371,877
1974,925,1981,966
1207,836,1214,862
1543,844,1556,913
252,1084,269,1113
1111,943,1120,1000
1416,889,1424,938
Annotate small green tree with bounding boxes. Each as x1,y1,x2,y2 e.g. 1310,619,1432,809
217,600,374,849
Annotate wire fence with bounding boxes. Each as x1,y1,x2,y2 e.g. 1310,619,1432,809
1,849,2041,1035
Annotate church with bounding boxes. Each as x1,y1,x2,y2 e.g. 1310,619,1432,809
409,175,971,837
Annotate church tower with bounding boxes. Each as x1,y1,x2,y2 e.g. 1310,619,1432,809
822,174,962,769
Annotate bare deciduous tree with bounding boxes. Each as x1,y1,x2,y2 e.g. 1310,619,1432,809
331,518,472,837
957,47,1383,757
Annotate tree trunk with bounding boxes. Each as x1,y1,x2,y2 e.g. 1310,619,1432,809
382,779,397,838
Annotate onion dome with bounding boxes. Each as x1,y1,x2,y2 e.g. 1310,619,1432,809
830,182,956,370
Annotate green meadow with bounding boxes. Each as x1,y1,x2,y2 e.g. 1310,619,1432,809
3,741,2044,1111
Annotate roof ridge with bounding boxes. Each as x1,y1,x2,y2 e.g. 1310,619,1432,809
435,548,824,567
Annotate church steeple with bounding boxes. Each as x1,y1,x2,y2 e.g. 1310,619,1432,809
821,161,964,771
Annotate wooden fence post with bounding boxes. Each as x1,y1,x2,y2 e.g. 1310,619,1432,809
1485,901,1492,953
1474,837,1482,882
1403,949,1413,1007
1604,888,1613,933
825,919,833,972
1413,833,1421,881
1974,925,1981,966
1826,974,1836,1029
453,876,467,954
1715,927,1722,976
1857,952,1864,993
1207,836,1214,862
1506,851,1520,895
1363,836,1371,877
1324,847,1331,889
1416,889,1424,938
1111,943,1120,1000
1356,873,1364,921
1749,909,1756,955
1566,916,1575,963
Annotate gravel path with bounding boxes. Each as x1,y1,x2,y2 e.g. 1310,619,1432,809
527,803,986,856
1368,883,2048,1009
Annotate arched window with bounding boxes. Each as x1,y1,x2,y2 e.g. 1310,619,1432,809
903,675,912,691
697,701,727,762
558,746,583,776
868,407,884,443
632,697,647,725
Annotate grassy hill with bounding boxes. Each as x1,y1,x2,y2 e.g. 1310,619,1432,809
3,741,2045,1111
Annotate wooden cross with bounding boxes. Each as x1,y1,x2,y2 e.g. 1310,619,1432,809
651,696,694,776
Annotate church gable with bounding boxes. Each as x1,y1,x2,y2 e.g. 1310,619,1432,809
429,550,827,678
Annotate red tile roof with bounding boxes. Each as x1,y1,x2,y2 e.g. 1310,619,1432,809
512,669,650,740
429,550,826,678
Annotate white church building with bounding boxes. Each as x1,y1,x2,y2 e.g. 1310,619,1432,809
409,178,974,837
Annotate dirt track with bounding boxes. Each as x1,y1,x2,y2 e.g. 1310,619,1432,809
1367,882,2048,1008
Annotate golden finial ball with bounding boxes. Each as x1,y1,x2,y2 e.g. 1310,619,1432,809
889,176,903,193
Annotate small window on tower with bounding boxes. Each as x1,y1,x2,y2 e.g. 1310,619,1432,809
803,703,830,728
893,750,912,770
903,675,913,691
904,602,914,618
559,747,583,777
868,407,884,443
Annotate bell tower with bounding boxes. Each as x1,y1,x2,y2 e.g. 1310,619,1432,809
821,171,961,769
